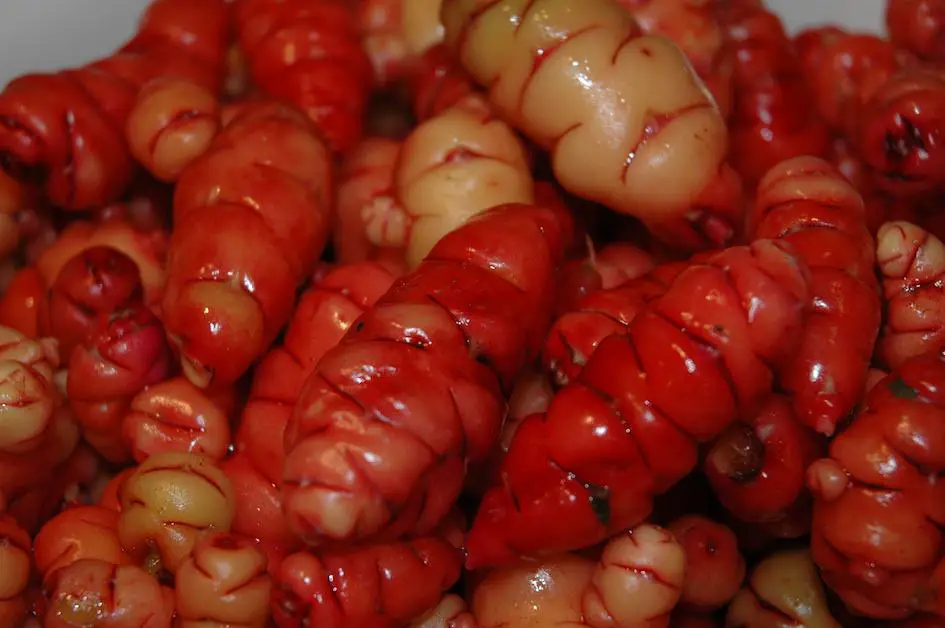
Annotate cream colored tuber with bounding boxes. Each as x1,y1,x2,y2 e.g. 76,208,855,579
409,594,478,628
470,523,687,628
0,325,60,453
0,515,31,625
118,451,235,575
365,99,534,268
725,549,842,628
404,0,446,56
125,77,221,183
122,376,232,463
441,0,740,249
174,532,272,628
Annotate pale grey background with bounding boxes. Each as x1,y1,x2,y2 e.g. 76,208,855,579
767,0,886,36
0,0,886,88
0,0,149,87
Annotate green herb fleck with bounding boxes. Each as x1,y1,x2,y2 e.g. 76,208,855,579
888,377,919,400
585,482,611,527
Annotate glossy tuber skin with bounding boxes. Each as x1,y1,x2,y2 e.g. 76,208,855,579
43,559,174,628
876,221,945,368
555,239,657,318
0,514,31,625
0,407,79,521
33,505,128,582
359,0,409,86
233,0,373,153
39,246,144,362
36,219,168,312
748,156,880,437
175,532,272,628
231,261,396,553
471,553,595,627
125,77,222,183
283,203,567,545
886,0,945,64
68,302,174,462
118,451,235,575
409,44,483,123
221,452,300,573
335,137,408,269
855,68,945,197
0,266,46,338
794,26,848,87
725,549,841,628
368,99,535,269
719,1,830,185
464,236,811,568
0,324,60,454
409,594,476,628
704,395,825,530
122,376,232,463
98,468,136,513
162,102,332,389
441,0,743,250
0,0,230,210
271,513,466,628
616,0,734,118
466,366,556,497
808,352,945,620
543,260,687,387
582,524,687,627
471,523,686,628
667,515,745,612
403,0,446,58
812,33,906,138
584,243,657,293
